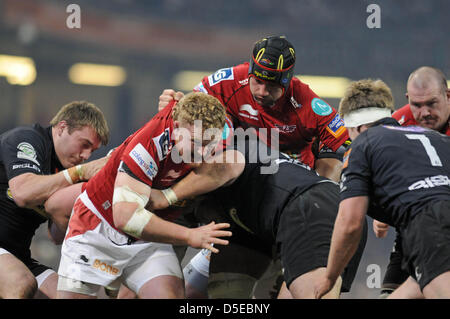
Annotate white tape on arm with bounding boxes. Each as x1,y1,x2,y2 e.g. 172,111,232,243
161,187,178,206
113,185,149,207
122,206,152,238
113,185,152,238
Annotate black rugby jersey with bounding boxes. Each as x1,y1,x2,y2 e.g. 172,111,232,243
0,124,63,260
210,137,335,241
340,118,450,228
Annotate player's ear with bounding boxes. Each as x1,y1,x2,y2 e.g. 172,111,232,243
405,92,409,101
173,120,180,129
56,120,68,135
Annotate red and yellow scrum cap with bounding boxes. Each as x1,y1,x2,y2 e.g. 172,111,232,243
249,36,296,91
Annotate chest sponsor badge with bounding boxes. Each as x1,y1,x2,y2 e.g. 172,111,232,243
238,104,259,121
326,113,346,138
311,98,332,116
274,124,297,133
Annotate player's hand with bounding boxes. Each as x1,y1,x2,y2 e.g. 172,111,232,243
146,189,170,211
158,89,184,112
314,275,335,299
187,222,232,253
81,155,109,180
373,219,389,238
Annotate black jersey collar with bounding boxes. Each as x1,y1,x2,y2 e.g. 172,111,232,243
371,117,400,127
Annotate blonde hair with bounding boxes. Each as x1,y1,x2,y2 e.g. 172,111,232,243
50,101,109,145
172,92,226,130
339,79,394,118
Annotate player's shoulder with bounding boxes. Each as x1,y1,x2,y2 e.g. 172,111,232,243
364,122,420,148
392,104,416,126
288,78,336,116
290,76,310,91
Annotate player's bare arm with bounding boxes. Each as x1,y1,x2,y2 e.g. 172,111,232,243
147,150,245,210
315,196,368,298
113,171,231,253
44,182,84,232
8,155,108,208
314,157,343,182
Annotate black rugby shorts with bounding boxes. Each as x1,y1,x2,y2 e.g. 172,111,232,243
277,182,366,291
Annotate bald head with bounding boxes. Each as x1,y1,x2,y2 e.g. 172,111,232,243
407,66,447,93
406,66,450,132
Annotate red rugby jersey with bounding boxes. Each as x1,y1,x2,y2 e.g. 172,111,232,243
194,62,348,168
393,104,450,135
84,101,193,227
392,104,417,126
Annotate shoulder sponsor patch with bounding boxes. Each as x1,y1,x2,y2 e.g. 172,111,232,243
152,128,171,161
208,67,234,86
311,98,332,116
129,143,158,180
17,142,40,165
326,113,346,138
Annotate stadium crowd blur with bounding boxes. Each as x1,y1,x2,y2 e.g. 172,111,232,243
0,0,448,298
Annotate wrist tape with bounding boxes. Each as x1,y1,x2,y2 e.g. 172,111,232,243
161,187,178,206
63,164,83,184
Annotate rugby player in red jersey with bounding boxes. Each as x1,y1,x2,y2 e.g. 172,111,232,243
157,36,367,299
160,36,350,182
54,93,240,299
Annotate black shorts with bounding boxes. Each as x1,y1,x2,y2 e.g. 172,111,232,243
277,182,366,291
382,231,409,288
203,196,274,279
400,200,450,290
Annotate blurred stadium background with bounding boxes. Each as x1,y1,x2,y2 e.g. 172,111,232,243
1,0,448,298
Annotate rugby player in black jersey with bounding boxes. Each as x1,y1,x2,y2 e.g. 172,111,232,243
314,79,450,299
373,67,450,298
144,134,366,299
0,101,109,298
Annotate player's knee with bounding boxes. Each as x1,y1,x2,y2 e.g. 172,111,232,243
208,272,257,299
138,276,184,299
5,273,37,299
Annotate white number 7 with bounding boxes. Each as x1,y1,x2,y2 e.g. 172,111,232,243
405,134,442,166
